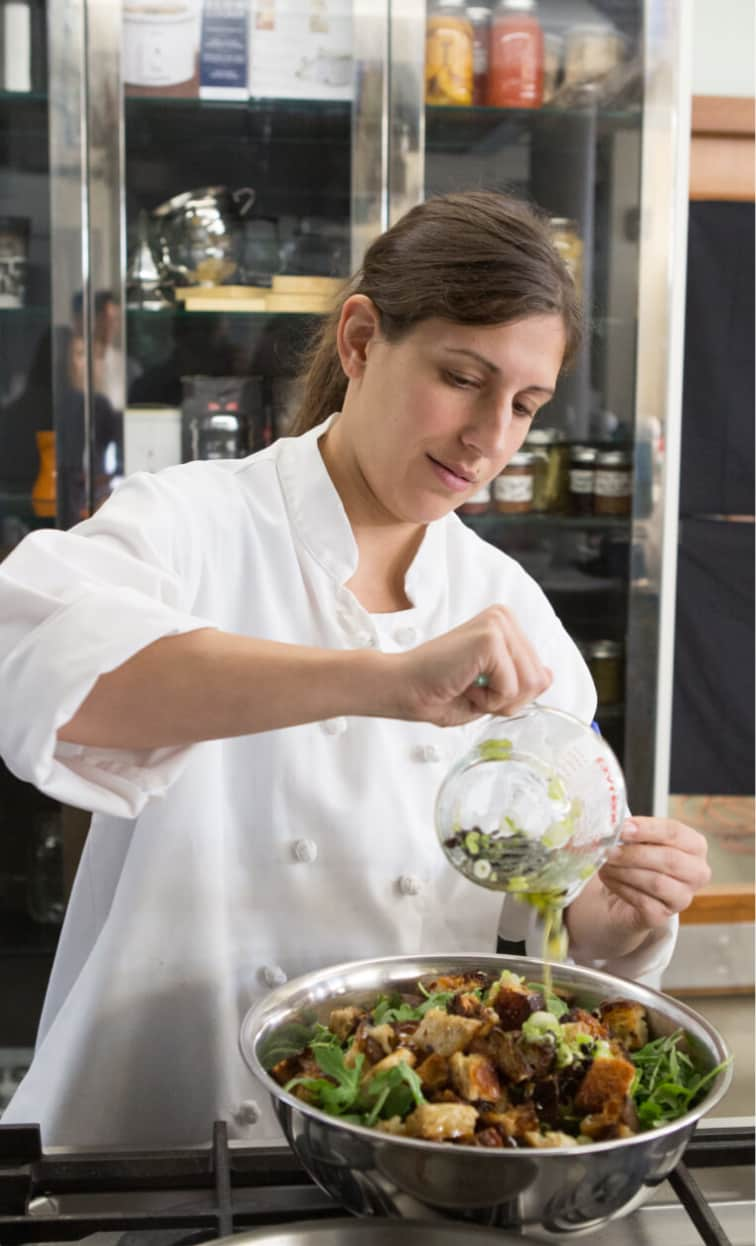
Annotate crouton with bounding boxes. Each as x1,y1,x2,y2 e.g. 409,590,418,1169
416,1052,450,1092
364,1023,397,1057
449,1051,502,1102
375,1115,408,1135
328,1005,364,1042
580,1114,637,1140
404,1101,479,1141
423,972,488,994
490,983,544,1031
560,1008,609,1041
523,1130,580,1149
597,1000,649,1051
486,1028,556,1082
487,1102,540,1141
574,1055,636,1115
413,1007,481,1057
360,1046,416,1084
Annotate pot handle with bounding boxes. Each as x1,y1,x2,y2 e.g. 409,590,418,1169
233,187,256,217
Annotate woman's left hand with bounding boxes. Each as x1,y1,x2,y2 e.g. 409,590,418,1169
597,816,711,932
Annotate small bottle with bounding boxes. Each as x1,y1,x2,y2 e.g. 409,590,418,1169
32,430,56,518
487,0,544,109
467,5,491,105
581,639,624,706
525,427,569,513
425,0,474,106
569,445,597,515
493,450,535,513
593,449,633,516
458,481,491,515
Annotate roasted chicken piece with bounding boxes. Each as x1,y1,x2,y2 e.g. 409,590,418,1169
485,1027,557,1082
597,1000,650,1051
405,1101,479,1141
482,1102,540,1142
449,1051,501,1102
413,1007,482,1057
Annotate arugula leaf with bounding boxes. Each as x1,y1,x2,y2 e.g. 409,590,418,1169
630,1029,731,1128
372,993,423,1025
359,1061,426,1127
284,1043,365,1116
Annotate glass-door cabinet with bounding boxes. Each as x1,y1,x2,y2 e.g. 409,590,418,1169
0,0,690,1077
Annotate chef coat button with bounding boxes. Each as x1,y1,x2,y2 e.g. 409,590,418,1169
293,837,318,863
234,1099,261,1127
414,744,442,764
398,874,423,896
394,625,417,646
321,716,347,736
261,964,288,988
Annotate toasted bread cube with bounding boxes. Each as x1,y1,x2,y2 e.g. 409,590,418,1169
449,1051,502,1102
360,1046,416,1084
488,1103,540,1141
491,984,542,1031
597,1000,649,1052
364,1023,397,1056
375,1115,408,1135
486,1028,556,1082
523,1130,580,1149
405,1102,479,1141
413,1007,481,1057
560,1008,609,1041
416,1052,450,1091
575,1055,636,1114
328,1005,364,1042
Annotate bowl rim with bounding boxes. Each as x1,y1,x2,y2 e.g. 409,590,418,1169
239,952,733,1158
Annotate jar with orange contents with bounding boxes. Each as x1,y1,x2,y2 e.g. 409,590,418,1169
425,0,474,106
487,0,544,109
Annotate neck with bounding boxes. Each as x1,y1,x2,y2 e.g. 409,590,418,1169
318,420,426,612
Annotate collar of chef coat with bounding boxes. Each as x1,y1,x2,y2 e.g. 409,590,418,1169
276,414,449,608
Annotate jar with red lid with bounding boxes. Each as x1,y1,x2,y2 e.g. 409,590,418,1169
487,0,544,109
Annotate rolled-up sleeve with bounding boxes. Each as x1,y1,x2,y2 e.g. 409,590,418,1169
0,470,217,817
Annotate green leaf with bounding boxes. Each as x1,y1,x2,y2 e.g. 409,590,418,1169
359,1060,426,1126
525,982,569,1018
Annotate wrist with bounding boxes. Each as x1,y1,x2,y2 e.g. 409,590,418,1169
335,647,406,720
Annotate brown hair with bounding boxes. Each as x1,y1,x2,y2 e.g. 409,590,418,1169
290,190,583,436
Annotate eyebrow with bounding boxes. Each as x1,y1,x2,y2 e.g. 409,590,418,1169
443,348,554,396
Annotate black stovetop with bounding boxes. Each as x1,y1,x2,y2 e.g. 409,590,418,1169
0,1121,753,1245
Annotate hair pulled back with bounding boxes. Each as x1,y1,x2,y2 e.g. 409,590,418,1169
290,190,582,435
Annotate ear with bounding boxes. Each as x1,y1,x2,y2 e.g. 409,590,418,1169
336,294,382,380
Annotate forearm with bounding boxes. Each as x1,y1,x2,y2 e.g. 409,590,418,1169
565,874,648,961
58,627,397,750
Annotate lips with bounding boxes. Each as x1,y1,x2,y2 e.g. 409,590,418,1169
427,455,479,494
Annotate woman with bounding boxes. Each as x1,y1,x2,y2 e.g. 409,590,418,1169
0,192,709,1147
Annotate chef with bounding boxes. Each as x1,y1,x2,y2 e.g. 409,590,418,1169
0,191,710,1147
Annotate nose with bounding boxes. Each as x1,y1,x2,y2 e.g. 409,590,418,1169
460,393,514,459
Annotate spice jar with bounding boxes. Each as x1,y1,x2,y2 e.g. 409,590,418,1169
487,0,544,109
458,481,491,515
593,448,633,516
525,428,569,513
582,639,624,706
549,217,583,290
569,445,597,515
493,450,535,513
467,5,491,105
425,0,474,106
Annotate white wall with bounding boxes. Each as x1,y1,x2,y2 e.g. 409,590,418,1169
692,0,754,96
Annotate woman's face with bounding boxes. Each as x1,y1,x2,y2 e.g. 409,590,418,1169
332,302,566,526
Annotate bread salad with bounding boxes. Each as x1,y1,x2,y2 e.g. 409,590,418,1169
269,969,727,1148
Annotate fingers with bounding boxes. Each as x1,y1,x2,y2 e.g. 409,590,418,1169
471,606,552,713
599,817,711,925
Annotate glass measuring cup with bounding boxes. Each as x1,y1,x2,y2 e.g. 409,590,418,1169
435,705,627,904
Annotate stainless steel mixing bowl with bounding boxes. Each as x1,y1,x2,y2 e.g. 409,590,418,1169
239,954,731,1240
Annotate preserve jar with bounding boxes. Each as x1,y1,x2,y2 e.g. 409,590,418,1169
549,216,583,289
425,0,474,106
569,445,597,515
593,448,633,516
487,0,544,109
581,639,624,706
563,22,624,88
493,450,535,513
467,5,491,105
525,428,569,513
458,481,491,515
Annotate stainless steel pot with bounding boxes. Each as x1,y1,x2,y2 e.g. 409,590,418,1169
239,954,731,1240
213,1221,522,1244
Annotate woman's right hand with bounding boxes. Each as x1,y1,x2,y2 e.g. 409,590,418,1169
392,606,553,727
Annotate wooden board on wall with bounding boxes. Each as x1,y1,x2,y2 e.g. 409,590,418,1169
690,95,755,201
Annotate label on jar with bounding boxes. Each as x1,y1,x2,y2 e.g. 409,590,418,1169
594,469,632,498
569,468,594,495
494,474,534,504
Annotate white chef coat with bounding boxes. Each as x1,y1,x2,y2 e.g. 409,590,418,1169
0,417,677,1147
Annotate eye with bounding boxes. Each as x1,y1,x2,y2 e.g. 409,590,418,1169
442,369,481,390
514,402,537,419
